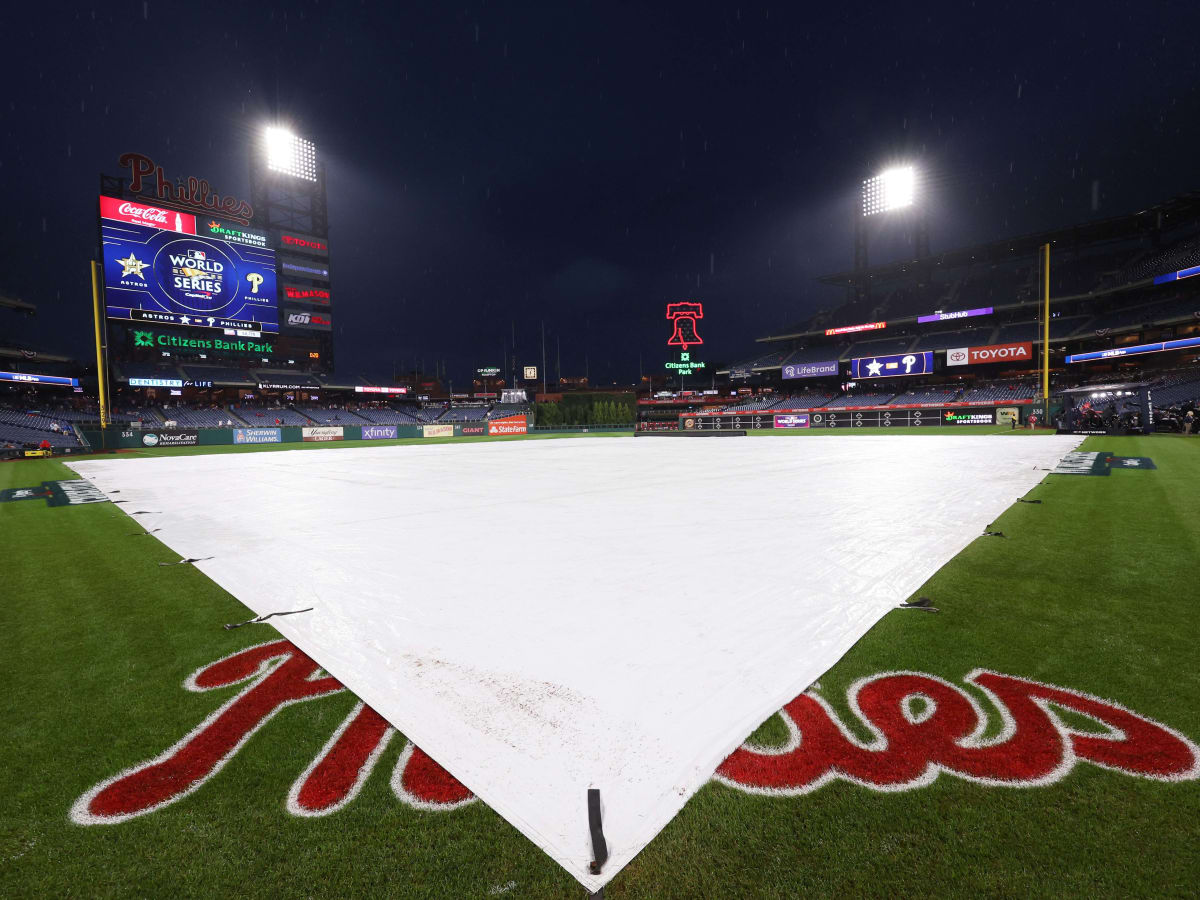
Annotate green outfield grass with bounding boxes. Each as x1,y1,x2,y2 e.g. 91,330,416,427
2,433,1197,898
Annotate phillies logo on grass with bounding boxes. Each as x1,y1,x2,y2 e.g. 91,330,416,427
70,642,1199,825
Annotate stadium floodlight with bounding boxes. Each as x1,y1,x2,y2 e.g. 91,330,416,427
264,126,318,181
861,165,916,216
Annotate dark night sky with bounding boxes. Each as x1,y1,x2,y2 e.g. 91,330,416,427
3,2,1199,386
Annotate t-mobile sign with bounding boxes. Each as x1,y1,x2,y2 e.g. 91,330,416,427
782,360,839,379
917,306,993,324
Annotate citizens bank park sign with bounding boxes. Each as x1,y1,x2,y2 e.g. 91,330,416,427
69,640,1199,824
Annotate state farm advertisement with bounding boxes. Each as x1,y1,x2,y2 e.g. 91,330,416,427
100,195,197,234
946,342,1034,366
488,415,528,436
302,426,344,442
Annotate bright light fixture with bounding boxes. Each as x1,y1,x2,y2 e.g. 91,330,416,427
264,126,318,181
862,165,916,216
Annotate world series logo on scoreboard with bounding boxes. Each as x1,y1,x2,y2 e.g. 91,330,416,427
100,195,279,332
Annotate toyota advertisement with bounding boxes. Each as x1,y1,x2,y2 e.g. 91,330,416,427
946,342,1033,366
101,196,279,332
849,351,934,379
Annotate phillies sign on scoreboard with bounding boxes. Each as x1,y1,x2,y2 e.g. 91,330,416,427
849,351,933,379
946,342,1033,366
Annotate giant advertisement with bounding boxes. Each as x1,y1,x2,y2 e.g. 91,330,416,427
849,351,933,379
101,196,279,332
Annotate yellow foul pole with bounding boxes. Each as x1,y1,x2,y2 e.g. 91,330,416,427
1041,242,1050,401
90,260,109,429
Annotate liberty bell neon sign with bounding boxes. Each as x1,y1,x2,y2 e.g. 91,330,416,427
666,301,704,350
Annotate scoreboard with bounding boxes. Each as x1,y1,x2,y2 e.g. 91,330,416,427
100,196,279,332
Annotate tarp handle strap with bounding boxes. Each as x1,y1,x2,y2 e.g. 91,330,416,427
159,556,215,567
1017,498,1043,504
224,608,314,630
587,788,608,876
898,597,939,613
129,528,162,536
982,530,1005,537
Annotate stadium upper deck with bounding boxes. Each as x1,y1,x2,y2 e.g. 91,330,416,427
723,192,1200,378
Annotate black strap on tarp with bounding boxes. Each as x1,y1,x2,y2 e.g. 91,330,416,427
588,788,608,876
159,556,215,567
224,608,313,630
899,597,939,613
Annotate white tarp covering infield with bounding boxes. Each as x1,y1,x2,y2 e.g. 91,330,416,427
69,434,1081,891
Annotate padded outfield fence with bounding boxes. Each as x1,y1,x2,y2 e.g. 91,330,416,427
680,404,1024,431
79,416,533,451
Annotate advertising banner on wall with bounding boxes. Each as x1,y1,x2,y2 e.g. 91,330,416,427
361,425,399,440
423,424,455,438
461,424,486,436
281,283,332,306
946,342,1034,366
943,411,996,425
128,328,276,358
275,230,330,259
782,360,839,379
825,321,886,336
278,257,330,283
233,427,282,444
198,218,268,249
139,429,199,447
302,426,344,442
849,351,933,379
774,414,810,428
488,415,528,436
917,306,993,324
100,196,197,233
283,307,333,332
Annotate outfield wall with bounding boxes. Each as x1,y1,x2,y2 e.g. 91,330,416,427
680,405,1024,431
80,416,529,450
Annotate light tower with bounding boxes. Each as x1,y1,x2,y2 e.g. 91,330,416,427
853,165,928,304
251,127,327,236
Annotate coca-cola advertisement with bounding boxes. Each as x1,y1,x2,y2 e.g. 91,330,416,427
100,195,196,234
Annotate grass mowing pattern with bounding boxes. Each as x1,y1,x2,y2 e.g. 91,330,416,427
2,433,1197,897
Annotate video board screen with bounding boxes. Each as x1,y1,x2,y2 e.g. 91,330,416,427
100,196,279,332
